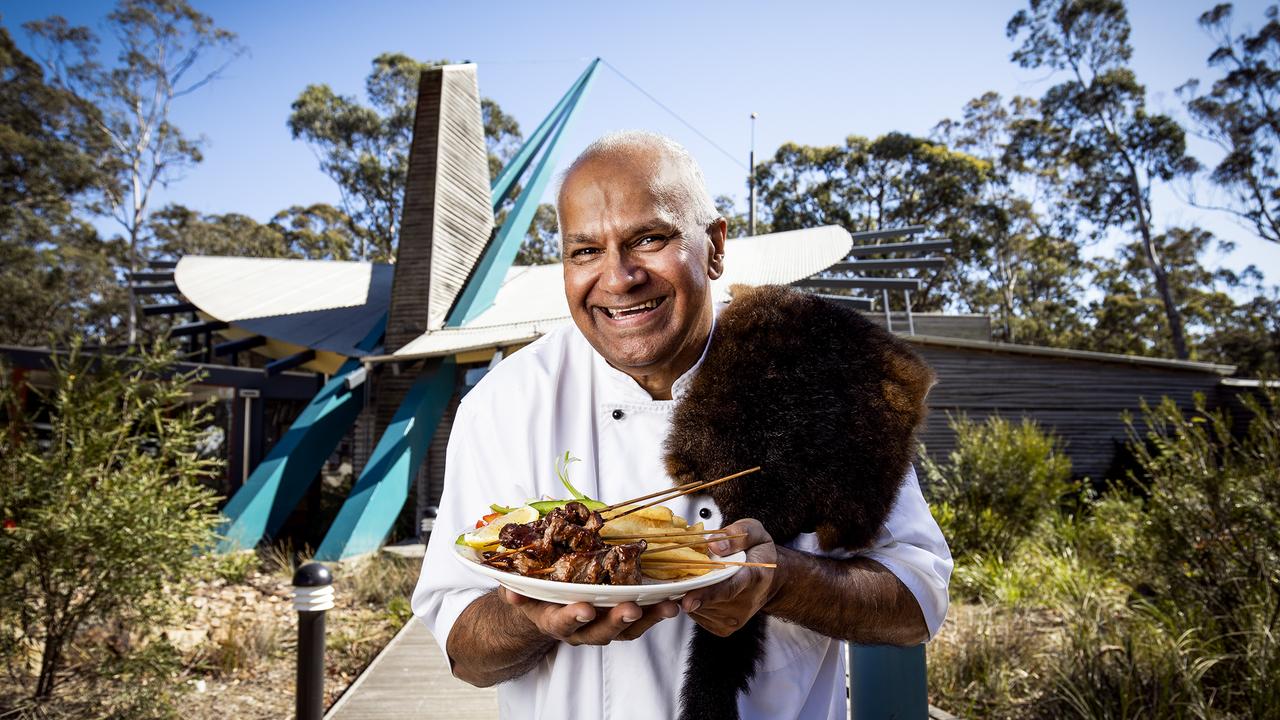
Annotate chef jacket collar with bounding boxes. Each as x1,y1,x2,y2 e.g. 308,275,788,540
591,303,721,405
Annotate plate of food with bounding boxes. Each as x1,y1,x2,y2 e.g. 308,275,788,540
451,454,766,607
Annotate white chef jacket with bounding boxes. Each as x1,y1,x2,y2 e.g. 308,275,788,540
413,317,952,720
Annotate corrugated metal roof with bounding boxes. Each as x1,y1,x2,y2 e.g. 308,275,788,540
380,225,854,361
174,256,391,358
175,225,854,363
903,334,1236,375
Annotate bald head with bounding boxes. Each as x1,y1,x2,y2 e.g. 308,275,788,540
556,131,719,231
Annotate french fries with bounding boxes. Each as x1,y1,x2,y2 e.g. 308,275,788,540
603,507,713,579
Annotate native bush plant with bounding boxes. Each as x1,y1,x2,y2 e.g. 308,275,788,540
1123,388,1280,715
922,413,1073,560
0,341,221,700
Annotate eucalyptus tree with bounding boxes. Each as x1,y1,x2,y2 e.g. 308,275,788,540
1181,3,1280,245
935,91,1089,347
0,24,125,345
24,0,245,345
753,133,991,311
1007,0,1200,358
288,53,522,261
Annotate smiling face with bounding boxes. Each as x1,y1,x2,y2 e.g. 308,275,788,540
558,148,726,399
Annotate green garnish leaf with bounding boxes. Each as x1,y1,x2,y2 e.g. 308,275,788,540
556,451,587,500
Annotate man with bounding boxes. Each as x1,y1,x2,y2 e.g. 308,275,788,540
413,131,951,719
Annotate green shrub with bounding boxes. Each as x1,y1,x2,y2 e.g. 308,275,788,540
0,341,221,701
922,413,1074,560
1050,595,1223,720
1124,387,1280,715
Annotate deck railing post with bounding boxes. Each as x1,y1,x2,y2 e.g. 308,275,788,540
292,563,334,720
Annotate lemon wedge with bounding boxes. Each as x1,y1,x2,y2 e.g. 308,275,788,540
461,505,539,549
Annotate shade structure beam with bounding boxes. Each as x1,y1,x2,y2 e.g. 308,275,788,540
793,277,924,291
215,359,367,552
845,238,953,258
315,358,456,561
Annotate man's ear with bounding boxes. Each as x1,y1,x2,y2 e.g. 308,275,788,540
707,217,728,280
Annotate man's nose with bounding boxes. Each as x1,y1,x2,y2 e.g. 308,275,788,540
599,250,646,294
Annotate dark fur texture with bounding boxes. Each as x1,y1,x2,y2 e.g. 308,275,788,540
664,284,935,720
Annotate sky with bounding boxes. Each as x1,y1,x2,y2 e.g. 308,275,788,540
3,0,1277,286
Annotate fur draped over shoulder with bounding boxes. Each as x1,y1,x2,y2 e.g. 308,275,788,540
665,284,936,720
664,283,936,552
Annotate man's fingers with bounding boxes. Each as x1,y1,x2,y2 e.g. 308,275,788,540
616,601,679,641
567,602,644,645
709,518,770,556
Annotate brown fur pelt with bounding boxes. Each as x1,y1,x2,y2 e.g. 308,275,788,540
664,284,935,720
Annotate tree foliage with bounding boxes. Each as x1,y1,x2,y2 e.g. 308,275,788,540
922,414,1074,561
288,53,523,261
0,342,222,699
24,0,244,343
1085,226,1247,359
0,24,127,346
1007,0,1201,358
147,202,362,261
1182,3,1280,245
753,133,992,310
513,203,560,265
935,92,1090,346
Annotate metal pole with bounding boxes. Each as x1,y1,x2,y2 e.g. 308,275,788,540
882,289,894,333
748,112,758,236
292,562,334,720
904,290,916,336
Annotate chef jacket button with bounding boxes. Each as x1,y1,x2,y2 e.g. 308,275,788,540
699,508,713,520
612,409,625,420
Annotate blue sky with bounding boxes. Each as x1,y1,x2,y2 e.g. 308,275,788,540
3,0,1276,285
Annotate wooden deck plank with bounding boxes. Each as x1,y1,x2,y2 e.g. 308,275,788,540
326,620,498,719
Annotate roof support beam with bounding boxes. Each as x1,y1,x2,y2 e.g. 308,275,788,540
127,271,174,283
488,60,597,212
214,335,267,356
810,293,875,311
215,359,366,552
846,239,953,257
848,225,925,242
168,320,228,338
265,349,315,376
316,357,457,561
829,257,946,272
793,277,924,291
142,301,197,316
132,284,180,295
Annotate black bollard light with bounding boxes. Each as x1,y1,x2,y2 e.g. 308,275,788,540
292,562,334,720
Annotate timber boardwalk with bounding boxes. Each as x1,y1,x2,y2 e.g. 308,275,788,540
326,620,498,719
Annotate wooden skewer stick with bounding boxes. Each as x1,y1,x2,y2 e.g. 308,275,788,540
599,477,707,513
604,467,762,521
481,543,536,565
641,559,777,569
641,533,746,556
603,528,731,542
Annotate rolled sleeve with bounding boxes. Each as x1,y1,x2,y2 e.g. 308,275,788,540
411,399,515,660
858,465,953,639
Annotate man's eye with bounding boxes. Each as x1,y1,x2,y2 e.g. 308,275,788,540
636,235,665,247
571,247,600,258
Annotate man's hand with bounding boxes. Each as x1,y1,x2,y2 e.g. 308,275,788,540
678,518,781,636
500,587,679,645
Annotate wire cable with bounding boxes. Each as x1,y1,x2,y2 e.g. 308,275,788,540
599,58,748,170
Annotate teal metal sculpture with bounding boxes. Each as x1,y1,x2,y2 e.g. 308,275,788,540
313,60,600,561
450,58,599,326
314,358,456,560
214,316,382,553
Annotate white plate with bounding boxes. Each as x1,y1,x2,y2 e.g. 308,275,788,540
451,540,743,607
